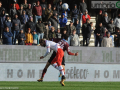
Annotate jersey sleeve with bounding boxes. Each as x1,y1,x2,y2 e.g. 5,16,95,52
43,43,51,57
66,43,75,55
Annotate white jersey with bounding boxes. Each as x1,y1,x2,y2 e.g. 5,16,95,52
43,40,61,57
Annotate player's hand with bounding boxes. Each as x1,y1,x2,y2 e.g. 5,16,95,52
40,56,44,59
75,52,78,56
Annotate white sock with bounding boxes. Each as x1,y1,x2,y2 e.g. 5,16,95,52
58,66,64,76
52,63,59,70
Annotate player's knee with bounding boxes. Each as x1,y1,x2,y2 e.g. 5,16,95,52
43,68,47,73
62,65,65,71
45,62,50,69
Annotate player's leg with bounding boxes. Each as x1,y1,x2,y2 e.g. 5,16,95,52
58,65,66,86
51,52,60,70
62,65,65,74
37,62,50,82
62,56,65,72
51,49,65,76
52,62,59,70
51,49,65,86
57,62,64,76
41,62,50,79
56,49,66,86
37,52,56,82
59,56,65,77
59,57,66,85
57,61,65,86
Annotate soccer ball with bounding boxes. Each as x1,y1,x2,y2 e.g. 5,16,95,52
62,3,69,10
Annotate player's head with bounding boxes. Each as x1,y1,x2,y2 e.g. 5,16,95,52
39,39,46,47
63,35,69,40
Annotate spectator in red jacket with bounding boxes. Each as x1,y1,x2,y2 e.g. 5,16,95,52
82,9,91,24
10,0,20,10
32,1,42,23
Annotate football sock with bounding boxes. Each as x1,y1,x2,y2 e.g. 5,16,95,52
58,66,64,76
52,63,59,70
41,68,47,78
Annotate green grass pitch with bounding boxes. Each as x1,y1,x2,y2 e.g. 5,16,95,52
0,82,120,90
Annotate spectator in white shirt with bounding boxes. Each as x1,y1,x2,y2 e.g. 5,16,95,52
69,29,80,46
101,32,113,47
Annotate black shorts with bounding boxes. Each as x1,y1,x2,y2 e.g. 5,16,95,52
48,51,65,66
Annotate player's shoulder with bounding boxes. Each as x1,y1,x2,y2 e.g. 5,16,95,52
58,39,64,43
65,42,69,47
46,40,53,45
45,40,49,45
45,40,49,43
46,40,53,43
63,40,69,46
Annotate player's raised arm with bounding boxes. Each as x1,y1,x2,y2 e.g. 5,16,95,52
43,43,51,58
39,39,51,59
66,45,78,56
58,35,78,56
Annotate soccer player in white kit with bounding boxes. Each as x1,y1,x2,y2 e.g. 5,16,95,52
39,39,65,86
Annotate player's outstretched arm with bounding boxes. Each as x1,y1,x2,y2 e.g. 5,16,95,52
40,56,44,59
75,52,78,56
66,46,78,56
65,43,78,56
68,52,78,56
40,43,51,59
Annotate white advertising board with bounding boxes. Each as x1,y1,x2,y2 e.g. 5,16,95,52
0,45,120,64
0,63,120,82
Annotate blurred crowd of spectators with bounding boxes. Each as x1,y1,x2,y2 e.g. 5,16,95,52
0,0,120,47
